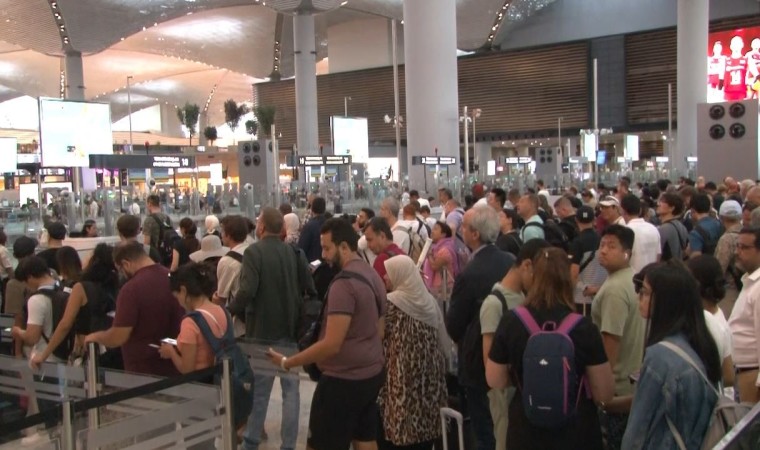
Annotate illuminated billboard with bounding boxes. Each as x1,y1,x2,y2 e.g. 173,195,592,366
708,27,760,103
331,116,369,164
39,98,113,168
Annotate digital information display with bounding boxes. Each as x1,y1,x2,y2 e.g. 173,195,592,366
332,116,369,163
89,154,195,169
708,26,760,103
0,137,17,173
39,98,113,168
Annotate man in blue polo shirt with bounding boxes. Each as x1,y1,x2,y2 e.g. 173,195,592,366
687,193,722,258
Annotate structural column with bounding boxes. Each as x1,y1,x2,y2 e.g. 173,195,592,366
675,0,708,174
474,142,492,179
404,0,460,191
293,12,319,156
64,51,87,205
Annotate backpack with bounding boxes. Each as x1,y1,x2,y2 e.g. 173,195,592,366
726,231,744,290
298,270,380,381
200,256,223,292
461,288,508,386
417,217,432,238
150,214,178,267
36,286,74,361
454,234,472,270
660,341,752,450
513,306,585,428
524,220,570,251
185,308,255,428
404,224,426,264
693,223,721,256
661,221,689,262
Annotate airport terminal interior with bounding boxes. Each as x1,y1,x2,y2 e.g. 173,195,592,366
1,0,760,449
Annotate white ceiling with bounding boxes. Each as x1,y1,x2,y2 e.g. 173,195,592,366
0,0,554,127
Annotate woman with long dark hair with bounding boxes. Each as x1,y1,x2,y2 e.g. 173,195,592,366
55,246,82,289
486,247,614,450
80,219,98,238
170,217,201,271
31,243,121,369
622,262,721,449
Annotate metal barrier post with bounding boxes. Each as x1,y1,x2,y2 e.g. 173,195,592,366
86,343,100,433
441,269,449,302
61,400,75,450
220,359,235,450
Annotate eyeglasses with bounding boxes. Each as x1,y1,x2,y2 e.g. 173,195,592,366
737,243,756,251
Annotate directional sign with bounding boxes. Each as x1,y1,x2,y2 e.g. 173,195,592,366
412,156,457,165
568,157,588,164
89,154,195,169
503,157,533,164
298,155,352,166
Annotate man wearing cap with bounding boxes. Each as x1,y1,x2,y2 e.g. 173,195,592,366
621,194,661,273
599,195,625,229
716,199,744,316
37,222,66,273
570,206,607,315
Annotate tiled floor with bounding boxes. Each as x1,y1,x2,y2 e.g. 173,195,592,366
255,377,316,450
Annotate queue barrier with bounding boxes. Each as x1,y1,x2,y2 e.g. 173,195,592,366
0,343,236,450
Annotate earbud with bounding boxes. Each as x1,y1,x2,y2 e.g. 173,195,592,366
624,253,629,260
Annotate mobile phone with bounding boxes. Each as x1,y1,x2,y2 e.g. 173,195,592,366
3,328,11,333
161,338,178,346
629,371,640,384
309,259,322,269
148,344,160,349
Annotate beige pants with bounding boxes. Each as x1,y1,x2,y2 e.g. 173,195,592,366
488,387,515,450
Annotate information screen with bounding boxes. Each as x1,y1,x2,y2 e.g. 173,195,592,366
39,98,113,167
332,116,369,163
0,137,17,173
707,26,760,103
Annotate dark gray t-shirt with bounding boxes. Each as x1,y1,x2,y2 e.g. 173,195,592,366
658,219,689,261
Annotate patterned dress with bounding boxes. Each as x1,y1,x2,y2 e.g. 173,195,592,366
378,302,447,446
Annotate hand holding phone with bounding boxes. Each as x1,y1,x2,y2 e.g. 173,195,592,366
161,338,178,346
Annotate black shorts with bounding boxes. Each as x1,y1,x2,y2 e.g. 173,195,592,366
307,369,385,450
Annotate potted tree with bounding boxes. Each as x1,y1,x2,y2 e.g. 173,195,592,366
245,119,258,140
203,126,218,146
176,103,200,145
253,105,276,139
224,99,249,145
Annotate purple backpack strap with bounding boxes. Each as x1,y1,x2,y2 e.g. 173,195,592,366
556,312,583,336
514,306,542,335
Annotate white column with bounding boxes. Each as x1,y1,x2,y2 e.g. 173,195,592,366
404,0,460,190
65,51,85,210
676,0,708,174
293,12,319,156
475,142,492,179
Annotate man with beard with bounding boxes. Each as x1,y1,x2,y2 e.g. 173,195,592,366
85,241,184,377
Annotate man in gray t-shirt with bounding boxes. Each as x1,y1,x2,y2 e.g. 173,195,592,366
658,219,688,261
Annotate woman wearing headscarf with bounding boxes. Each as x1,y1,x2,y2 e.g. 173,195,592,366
422,221,459,299
379,255,447,450
283,212,300,245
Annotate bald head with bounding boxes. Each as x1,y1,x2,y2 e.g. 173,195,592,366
747,186,760,207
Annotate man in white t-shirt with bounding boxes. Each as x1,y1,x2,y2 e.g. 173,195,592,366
621,195,661,273
11,256,62,362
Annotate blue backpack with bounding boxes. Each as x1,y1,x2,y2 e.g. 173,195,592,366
514,306,585,428
186,308,255,427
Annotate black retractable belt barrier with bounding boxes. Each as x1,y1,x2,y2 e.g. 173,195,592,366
0,365,220,437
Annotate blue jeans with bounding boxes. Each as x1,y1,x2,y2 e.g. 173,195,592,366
242,372,300,450
465,385,495,450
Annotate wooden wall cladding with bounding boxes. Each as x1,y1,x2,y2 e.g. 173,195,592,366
626,15,760,126
255,42,590,147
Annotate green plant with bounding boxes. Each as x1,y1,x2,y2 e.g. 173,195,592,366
253,105,276,138
224,99,249,144
245,119,258,138
176,103,200,145
203,126,218,145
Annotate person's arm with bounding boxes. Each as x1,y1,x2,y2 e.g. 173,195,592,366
486,359,510,389
722,356,735,387
483,333,495,369
429,248,450,271
570,264,580,285
159,341,197,374
85,326,132,348
31,283,86,367
11,295,47,346
267,313,352,369
620,357,662,449
170,249,180,271
12,323,42,346
586,362,615,405
601,332,621,370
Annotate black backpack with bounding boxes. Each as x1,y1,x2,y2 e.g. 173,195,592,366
694,223,722,255
461,288,509,386
36,286,73,361
150,214,178,267
524,220,569,251
661,221,689,262
80,281,116,334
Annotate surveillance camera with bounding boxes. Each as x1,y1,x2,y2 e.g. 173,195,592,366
148,178,157,188
244,183,253,191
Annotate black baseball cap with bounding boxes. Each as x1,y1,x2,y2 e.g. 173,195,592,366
575,205,595,224
13,236,37,258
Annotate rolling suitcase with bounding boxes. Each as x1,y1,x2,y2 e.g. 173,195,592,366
440,407,465,450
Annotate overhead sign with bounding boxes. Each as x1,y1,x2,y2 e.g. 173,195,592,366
655,156,670,163
89,154,195,169
298,155,352,166
568,157,588,164
686,156,699,163
412,156,457,165
503,157,533,164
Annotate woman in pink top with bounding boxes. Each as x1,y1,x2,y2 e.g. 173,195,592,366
159,263,226,373
423,222,459,299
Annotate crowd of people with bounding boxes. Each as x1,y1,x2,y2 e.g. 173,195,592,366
2,175,760,450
